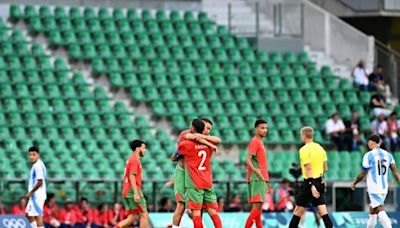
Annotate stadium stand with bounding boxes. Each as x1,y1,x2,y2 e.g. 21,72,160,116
10,4,372,147
1,4,386,208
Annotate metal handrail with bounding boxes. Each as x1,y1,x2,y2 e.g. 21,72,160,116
375,39,400,60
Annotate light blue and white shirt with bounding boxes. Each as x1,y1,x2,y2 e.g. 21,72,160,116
362,148,395,194
28,159,47,200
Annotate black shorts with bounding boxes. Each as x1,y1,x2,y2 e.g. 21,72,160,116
296,177,326,208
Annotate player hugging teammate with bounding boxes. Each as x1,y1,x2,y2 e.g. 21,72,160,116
169,118,221,228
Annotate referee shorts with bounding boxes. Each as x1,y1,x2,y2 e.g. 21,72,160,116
295,177,326,208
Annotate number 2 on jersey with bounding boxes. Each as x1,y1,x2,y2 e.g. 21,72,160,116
198,150,206,170
377,159,387,176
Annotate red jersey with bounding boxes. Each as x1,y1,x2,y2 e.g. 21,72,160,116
387,120,398,132
122,155,142,197
74,206,94,224
58,208,77,225
10,205,25,215
94,209,114,225
178,129,191,142
117,208,126,220
247,136,269,182
178,140,213,189
43,204,59,224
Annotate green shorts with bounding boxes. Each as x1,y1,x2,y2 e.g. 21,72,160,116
123,190,147,214
186,188,218,210
247,180,267,203
174,165,186,203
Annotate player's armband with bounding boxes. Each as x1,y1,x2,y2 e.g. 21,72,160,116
175,150,180,157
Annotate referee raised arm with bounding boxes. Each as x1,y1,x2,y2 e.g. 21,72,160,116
289,126,333,228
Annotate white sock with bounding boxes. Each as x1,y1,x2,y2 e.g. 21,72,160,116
378,211,392,228
367,214,377,228
30,221,37,228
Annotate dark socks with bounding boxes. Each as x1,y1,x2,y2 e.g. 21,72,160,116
289,215,301,228
322,214,333,228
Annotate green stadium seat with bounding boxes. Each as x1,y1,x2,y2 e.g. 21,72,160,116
267,102,281,116
309,103,324,116
311,78,324,89
359,91,371,104
321,65,334,77
338,104,352,118
171,115,186,130
345,91,359,104
332,91,345,104
282,103,296,116
324,103,337,116
340,79,353,90
12,127,26,140
275,116,289,130
24,5,38,19
317,91,330,104
10,4,23,22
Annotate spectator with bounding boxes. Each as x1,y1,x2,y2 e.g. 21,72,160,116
325,113,348,151
344,112,363,151
262,188,275,212
352,60,374,91
158,197,173,212
111,203,125,226
94,203,113,228
371,113,390,150
0,202,6,214
370,93,392,117
74,197,95,228
274,179,294,212
217,197,225,212
369,65,392,98
44,193,60,228
10,197,26,215
387,112,400,151
226,194,242,212
58,199,77,228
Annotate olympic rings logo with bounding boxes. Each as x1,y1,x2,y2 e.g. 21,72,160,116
1,218,27,228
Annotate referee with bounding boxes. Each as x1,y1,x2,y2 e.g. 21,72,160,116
289,126,333,228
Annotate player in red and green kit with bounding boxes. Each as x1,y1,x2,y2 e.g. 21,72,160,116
245,119,270,228
115,140,148,228
168,118,221,228
178,119,222,228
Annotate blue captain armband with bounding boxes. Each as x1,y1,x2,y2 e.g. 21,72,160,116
361,166,369,171
175,150,180,157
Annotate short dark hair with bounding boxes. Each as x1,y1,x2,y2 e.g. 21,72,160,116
254,119,267,128
47,193,55,200
377,64,383,69
130,139,145,151
200,117,213,126
80,197,88,203
160,197,169,206
368,134,381,144
192,118,205,133
28,146,39,153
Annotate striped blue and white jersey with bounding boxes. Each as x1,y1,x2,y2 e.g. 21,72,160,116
362,148,395,194
28,159,47,200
